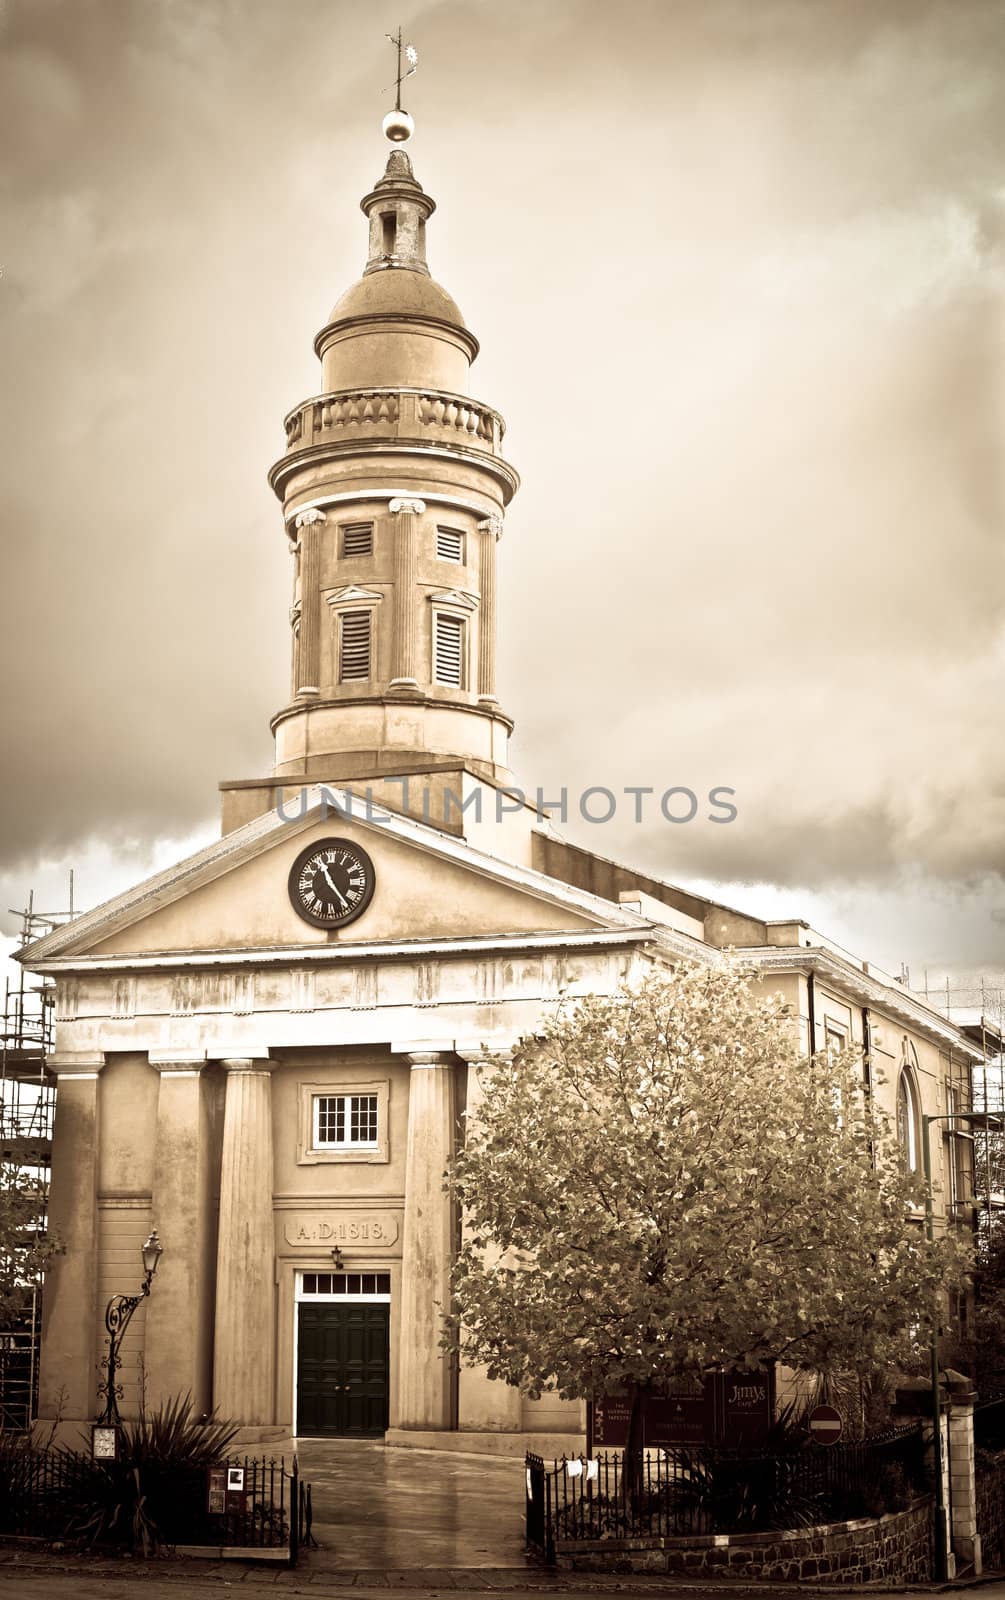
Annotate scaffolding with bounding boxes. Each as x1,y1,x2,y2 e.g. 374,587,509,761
914,971,1005,1269
0,882,77,1430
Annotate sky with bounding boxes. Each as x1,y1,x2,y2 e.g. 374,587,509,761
0,0,1002,987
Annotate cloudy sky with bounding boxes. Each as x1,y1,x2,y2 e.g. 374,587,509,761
1,0,1002,984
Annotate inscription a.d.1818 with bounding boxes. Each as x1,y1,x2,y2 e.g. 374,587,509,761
283,1214,400,1247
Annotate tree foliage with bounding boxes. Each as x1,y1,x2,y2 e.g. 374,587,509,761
449,963,966,1402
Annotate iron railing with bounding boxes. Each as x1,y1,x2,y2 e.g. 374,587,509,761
0,1446,308,1561
526,1425,929,1561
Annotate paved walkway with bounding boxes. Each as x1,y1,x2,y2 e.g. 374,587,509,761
294,1439,529,1569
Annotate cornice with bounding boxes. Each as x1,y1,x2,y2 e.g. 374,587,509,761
268,694,514,736
268,441,520,505
738,946,985,1059
313,313,480,364
27,926,656,977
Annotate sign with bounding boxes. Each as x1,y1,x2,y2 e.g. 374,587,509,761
91,1424,120,1462
590,1367,776,1450
282,1213,399,1247
207,1466,227,1514
716,1369,774,1447
207,1464,248,1514
807,1404,843,1445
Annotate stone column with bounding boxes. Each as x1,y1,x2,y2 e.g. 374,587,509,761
947,1380,981,1575
455,1046,522,1433
389,496,425,693
476,516,502,705
294,508,325,697
37,1052,104,1424
145,1052,212,1413
213,1058,276,1426
398,1049,456,1429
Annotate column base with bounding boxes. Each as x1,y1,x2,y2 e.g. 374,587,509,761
477,694,499,707
389,677,422,695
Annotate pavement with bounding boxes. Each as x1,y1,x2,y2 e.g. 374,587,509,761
1,1438,1004,1600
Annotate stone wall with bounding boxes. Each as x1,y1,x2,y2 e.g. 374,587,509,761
976,1456,1005,1571
555,1497,934,1584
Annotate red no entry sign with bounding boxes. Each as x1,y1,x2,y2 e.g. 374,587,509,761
808,1404,842,1445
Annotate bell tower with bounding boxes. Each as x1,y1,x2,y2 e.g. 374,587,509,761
262,126,519,802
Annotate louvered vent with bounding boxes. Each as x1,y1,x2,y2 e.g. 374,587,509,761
339,610,371,681
436,526,464,563
434,613,465,687
340,522,373,558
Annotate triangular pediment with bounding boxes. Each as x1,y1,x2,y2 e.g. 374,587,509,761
21,788,652,970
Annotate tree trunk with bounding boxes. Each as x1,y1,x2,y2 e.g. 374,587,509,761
622,1381,646,1518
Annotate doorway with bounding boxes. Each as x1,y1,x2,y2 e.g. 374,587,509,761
297,1300,390,1437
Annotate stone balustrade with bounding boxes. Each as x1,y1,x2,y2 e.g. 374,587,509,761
282,387,504,456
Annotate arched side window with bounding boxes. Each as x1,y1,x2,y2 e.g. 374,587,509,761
897,1044,922,1173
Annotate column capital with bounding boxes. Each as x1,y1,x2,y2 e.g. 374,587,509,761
217,1055,275,1075
455,1042,516,1068
149,1049,207,1074
49,1050,105,1078
477,515,503,539
404,1051,454,1069
294,507,326,529
389,497,426,516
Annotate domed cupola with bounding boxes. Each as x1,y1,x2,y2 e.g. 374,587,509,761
265,130,519,792
315,150,478,394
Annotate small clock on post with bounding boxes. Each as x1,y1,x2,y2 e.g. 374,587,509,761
288,838,376,930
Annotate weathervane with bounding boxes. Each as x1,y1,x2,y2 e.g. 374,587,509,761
382,26,418,143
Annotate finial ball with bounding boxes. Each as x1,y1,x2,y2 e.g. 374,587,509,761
382,109,414,143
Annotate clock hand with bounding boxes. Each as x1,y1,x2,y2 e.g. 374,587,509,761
319,864,350,910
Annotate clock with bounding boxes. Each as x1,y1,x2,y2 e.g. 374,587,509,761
288,838,376,930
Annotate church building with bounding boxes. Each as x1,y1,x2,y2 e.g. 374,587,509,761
23,118,983,1454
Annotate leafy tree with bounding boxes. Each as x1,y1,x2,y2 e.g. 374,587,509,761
449,962,966,1462
0,1163,57,1325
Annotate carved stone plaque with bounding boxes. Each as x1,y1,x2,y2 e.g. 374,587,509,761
283,1213,400,1249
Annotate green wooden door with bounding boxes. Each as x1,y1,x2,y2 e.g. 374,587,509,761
296,1303,390,1437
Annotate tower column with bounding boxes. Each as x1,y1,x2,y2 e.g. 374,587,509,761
389,497,426,693
294,508,325,698
477,516,502,705
37,1053,105,1423
145,1052,212,1412
398,1049,456,1428
213,1057,276,1426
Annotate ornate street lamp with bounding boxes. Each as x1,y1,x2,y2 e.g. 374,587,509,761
92,1229,163,1454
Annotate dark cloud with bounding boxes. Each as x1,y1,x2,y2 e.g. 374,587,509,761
0,0,1002,962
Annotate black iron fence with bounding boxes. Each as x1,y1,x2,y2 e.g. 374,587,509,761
526,1425,929,1562
975,1392,1005,1452
0,1444,306,1560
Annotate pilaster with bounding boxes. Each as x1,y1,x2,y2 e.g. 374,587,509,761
37,1052,105,1422
294,508,325,697
397,1049,456,1428
455,1045,522,1432
144,1052,212,1412
389,497,425,693
476,516,501,705
213,1057,276,1426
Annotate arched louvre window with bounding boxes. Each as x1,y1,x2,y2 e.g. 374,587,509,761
897,1061,920,1173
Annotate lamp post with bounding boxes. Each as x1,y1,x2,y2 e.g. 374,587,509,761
921,1111,996,1581
95,1229,163,1431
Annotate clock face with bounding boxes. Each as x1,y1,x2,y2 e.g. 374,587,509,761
288,838,376,930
